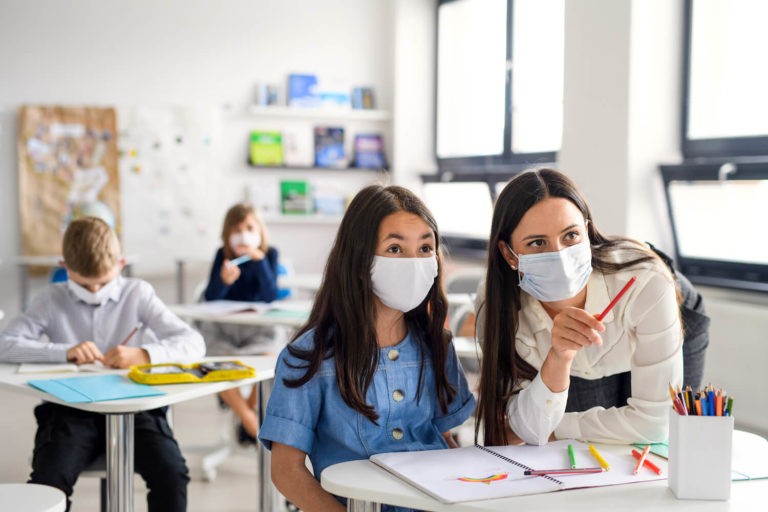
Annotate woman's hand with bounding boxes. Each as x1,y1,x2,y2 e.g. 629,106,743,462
542,307,604,392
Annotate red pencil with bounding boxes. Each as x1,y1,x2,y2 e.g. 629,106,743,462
118,322,143,346
633,445,651,475
595,276,637,321
631,449,663,475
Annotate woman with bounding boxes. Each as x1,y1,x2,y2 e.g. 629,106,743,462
476,168,683,447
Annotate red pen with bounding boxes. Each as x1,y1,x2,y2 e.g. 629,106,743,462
631,449,663,475
595,276,637,321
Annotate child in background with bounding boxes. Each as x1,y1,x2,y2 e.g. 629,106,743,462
259,185,476,512
0,217,204,512
201,203,288,443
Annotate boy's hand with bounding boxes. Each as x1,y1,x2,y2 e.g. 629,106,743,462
103,346,150,369
67,341,104,365
220,260,241,285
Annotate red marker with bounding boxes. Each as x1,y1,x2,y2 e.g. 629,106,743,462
595,276,637,321
631,449,663,475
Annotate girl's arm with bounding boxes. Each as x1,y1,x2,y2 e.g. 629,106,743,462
203,249,230,301
243,247,279,302
271,442,345,512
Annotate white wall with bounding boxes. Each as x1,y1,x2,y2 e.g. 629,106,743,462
0,0,394,315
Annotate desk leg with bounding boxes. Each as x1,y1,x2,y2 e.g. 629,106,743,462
106,413,134,512
175,260,185,304
347,500,381,512
258,378,282,512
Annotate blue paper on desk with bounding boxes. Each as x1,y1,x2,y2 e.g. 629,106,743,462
28,374,166,403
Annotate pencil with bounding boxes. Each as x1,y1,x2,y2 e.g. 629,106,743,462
118,322,143,346
588,444,610,470
568,443,577,469
631,449,663,475
524,467,605,476
633,445,651,475
595,276,636,321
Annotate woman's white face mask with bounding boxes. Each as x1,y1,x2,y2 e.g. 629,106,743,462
370,255,438,312
508,241,593,302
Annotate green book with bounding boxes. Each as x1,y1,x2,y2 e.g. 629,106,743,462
249,131,284,166
280,180,312,214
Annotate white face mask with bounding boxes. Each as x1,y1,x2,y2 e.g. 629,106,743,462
229,231,261,252
371,255,438,313
67,277,119,306
511,241,593,302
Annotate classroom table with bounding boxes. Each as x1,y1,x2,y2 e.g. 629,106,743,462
0,355,277,512
0,483,66,512
168,299,312,329
15,255,137,310
320,432,768,511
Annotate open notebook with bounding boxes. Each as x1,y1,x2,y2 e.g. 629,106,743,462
18,362,107,374
370,440,665,504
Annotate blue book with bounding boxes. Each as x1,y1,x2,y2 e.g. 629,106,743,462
28,374,166,403
314,126,346,168
287,73,320,108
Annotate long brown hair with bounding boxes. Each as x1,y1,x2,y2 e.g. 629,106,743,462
284,185,455,424
476,168,665,445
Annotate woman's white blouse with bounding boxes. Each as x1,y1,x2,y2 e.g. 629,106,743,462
495,263,683,445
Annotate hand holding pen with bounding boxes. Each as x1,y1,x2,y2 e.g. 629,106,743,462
104,322,148,368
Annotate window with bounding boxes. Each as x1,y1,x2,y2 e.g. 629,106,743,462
435,0,564,173
660,163,768,293
683,0,768,158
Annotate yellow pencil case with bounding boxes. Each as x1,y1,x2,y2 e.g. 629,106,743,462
128,360,256,385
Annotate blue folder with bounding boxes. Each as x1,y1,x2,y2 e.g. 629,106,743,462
28,374,166,403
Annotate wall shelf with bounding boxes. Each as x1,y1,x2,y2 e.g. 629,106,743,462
263,214,343,225
247,105,391,122
247,163,387,172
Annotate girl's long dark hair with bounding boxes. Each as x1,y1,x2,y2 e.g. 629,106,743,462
284,184,455,424
476,168,667,446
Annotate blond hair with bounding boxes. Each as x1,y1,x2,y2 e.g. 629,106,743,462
221,203,268,259
62,217,121,277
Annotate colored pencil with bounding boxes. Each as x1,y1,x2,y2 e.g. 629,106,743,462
595,276,637,321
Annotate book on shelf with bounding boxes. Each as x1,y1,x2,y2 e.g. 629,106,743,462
314,126,346,168
281,126,315,167
353,133,387,169
351,86,376,109
249,131,284,166
287,73,320,108
281,180,313,214
370,440,665,504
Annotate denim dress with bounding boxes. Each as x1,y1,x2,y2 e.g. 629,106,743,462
259,329,476,511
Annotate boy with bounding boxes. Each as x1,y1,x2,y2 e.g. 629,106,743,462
0,217,205,512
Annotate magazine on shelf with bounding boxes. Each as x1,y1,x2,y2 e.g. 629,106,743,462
353,133,386,169
249,131,284,166
314,126,346,168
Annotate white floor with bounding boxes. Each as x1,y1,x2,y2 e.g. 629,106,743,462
0,385,262,512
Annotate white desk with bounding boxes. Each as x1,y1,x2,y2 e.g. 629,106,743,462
0,355,278,512
169,300,311,329
0,483,66,512
321,433,768,511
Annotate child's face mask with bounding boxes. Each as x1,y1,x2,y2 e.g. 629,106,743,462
370,255,438,312
229,231,261,253
67,276,119,306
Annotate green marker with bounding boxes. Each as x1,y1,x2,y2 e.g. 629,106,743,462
568,444,577,469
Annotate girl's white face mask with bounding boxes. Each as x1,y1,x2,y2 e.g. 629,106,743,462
371,255,438,312
229,231,261,252
510,241,593,302
67,277,118,306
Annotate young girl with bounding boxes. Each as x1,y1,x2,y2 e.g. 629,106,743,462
476,168,683,447
259,185,476,512
202,203,287,442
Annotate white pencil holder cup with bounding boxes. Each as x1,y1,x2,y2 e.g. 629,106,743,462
668,412,734,500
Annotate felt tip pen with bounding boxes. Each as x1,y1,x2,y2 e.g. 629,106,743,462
588,444,610,470
631,449,663,475
118,322,143,346
524,467,605,476
595,276,636,321
227,254,252,267
568,444,577,469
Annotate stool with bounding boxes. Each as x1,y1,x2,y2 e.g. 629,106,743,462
0,483,66,512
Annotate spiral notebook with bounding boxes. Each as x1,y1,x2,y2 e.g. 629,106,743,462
370,440,665,504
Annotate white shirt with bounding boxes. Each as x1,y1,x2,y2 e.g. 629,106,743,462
0,276,205,364
479,260,683,445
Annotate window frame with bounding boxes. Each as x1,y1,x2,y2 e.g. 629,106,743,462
681,0,768,160
434,0,559,175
